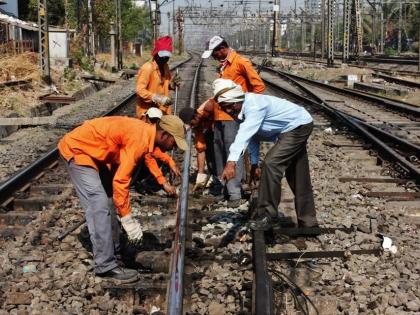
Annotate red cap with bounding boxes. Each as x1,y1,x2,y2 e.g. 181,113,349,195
152,36,173,57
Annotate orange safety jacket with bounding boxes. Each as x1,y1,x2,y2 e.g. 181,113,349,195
214,50,265,121
136,59,172,118
58,116,156,217
193,99,216,152
144,147,176,185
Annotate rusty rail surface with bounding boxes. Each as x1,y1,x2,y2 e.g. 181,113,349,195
166,57,202,315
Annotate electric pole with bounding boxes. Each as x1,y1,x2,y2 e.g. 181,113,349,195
177,8,184,54
342,0,351,63
88,0,95,58
321,0,325,59
272,0,280,56
326,0,335,66
398,1,402,54
38,0,51,84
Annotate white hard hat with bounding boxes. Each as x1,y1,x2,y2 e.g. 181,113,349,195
145,107,163,119
201,35,225,59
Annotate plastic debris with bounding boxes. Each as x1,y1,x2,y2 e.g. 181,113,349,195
22,264,37,273
324,127,333,134
382,236,398,254
351,193,363,200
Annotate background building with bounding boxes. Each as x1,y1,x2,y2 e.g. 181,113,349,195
0,0,19,17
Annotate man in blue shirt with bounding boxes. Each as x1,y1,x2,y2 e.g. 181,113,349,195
215,79,318,230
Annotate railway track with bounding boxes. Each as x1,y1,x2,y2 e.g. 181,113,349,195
0,53,419,315
249,61,420,314
270,51,420,66
245,50,420,78
0,54,257,314
258,65,420,182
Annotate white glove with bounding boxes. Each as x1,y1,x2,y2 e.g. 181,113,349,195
152,94,173,106
121,213,143,242
193,173,208,192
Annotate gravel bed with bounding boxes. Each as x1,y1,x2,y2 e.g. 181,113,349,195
0,79,137,183
1,56,419,315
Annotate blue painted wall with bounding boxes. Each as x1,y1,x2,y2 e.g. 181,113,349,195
0,1,19,17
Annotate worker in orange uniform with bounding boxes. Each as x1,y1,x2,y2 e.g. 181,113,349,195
179,104,219,193
201,35,265,207
58,115,187,283
133,108,181,195
135,36,181,118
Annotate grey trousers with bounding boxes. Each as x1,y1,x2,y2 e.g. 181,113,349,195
63,159,120,274
257,123,318,226
213,120,244,200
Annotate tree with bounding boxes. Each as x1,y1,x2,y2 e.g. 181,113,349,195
121,0,151,42
20,0,66,26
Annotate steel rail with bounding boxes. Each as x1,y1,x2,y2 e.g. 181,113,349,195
277,51,420,65
278,71,420,181
166,59,202,315
261,68,420,183
0,56,193,207
373,72,420,89
260,65,420,118
253,230,274,315
342,87,420,108
244,51,420,77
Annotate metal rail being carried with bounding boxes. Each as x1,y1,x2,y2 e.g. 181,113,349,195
166,59,202,315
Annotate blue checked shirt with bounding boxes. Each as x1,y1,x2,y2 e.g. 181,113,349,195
227,93,313,165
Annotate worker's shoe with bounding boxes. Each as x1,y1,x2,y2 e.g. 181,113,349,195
297,219,319,229
249,214,273,231
96,267,139,284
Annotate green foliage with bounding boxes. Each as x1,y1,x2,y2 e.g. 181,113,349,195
18,0,152,46
385,47,398,56
63,67,77,81
22,0,65,25
80,56,95,72
121,0,151,41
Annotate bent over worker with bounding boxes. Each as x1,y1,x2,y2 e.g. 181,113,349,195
179,105,219,193
58,115,187,282
133,108,181,195
215,79,318,230
201,35,265,207
135,36,181,118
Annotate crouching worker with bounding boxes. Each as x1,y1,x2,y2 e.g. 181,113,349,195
178,104,219,193
215,79,318,230
58,115,187,282
133,108,181,195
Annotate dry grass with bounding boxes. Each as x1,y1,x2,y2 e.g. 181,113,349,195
0,52,85,117
0,52,41,82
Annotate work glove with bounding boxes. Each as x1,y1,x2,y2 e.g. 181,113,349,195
152,94,173,106
121,213,143,243
163,182,177,196
193,173,208,192
170,73,182,90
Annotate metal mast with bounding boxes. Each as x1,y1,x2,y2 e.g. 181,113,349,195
272,0,280,56
342,0,351,62
327,0,335,66
38,0,51,84
354,0,363,56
